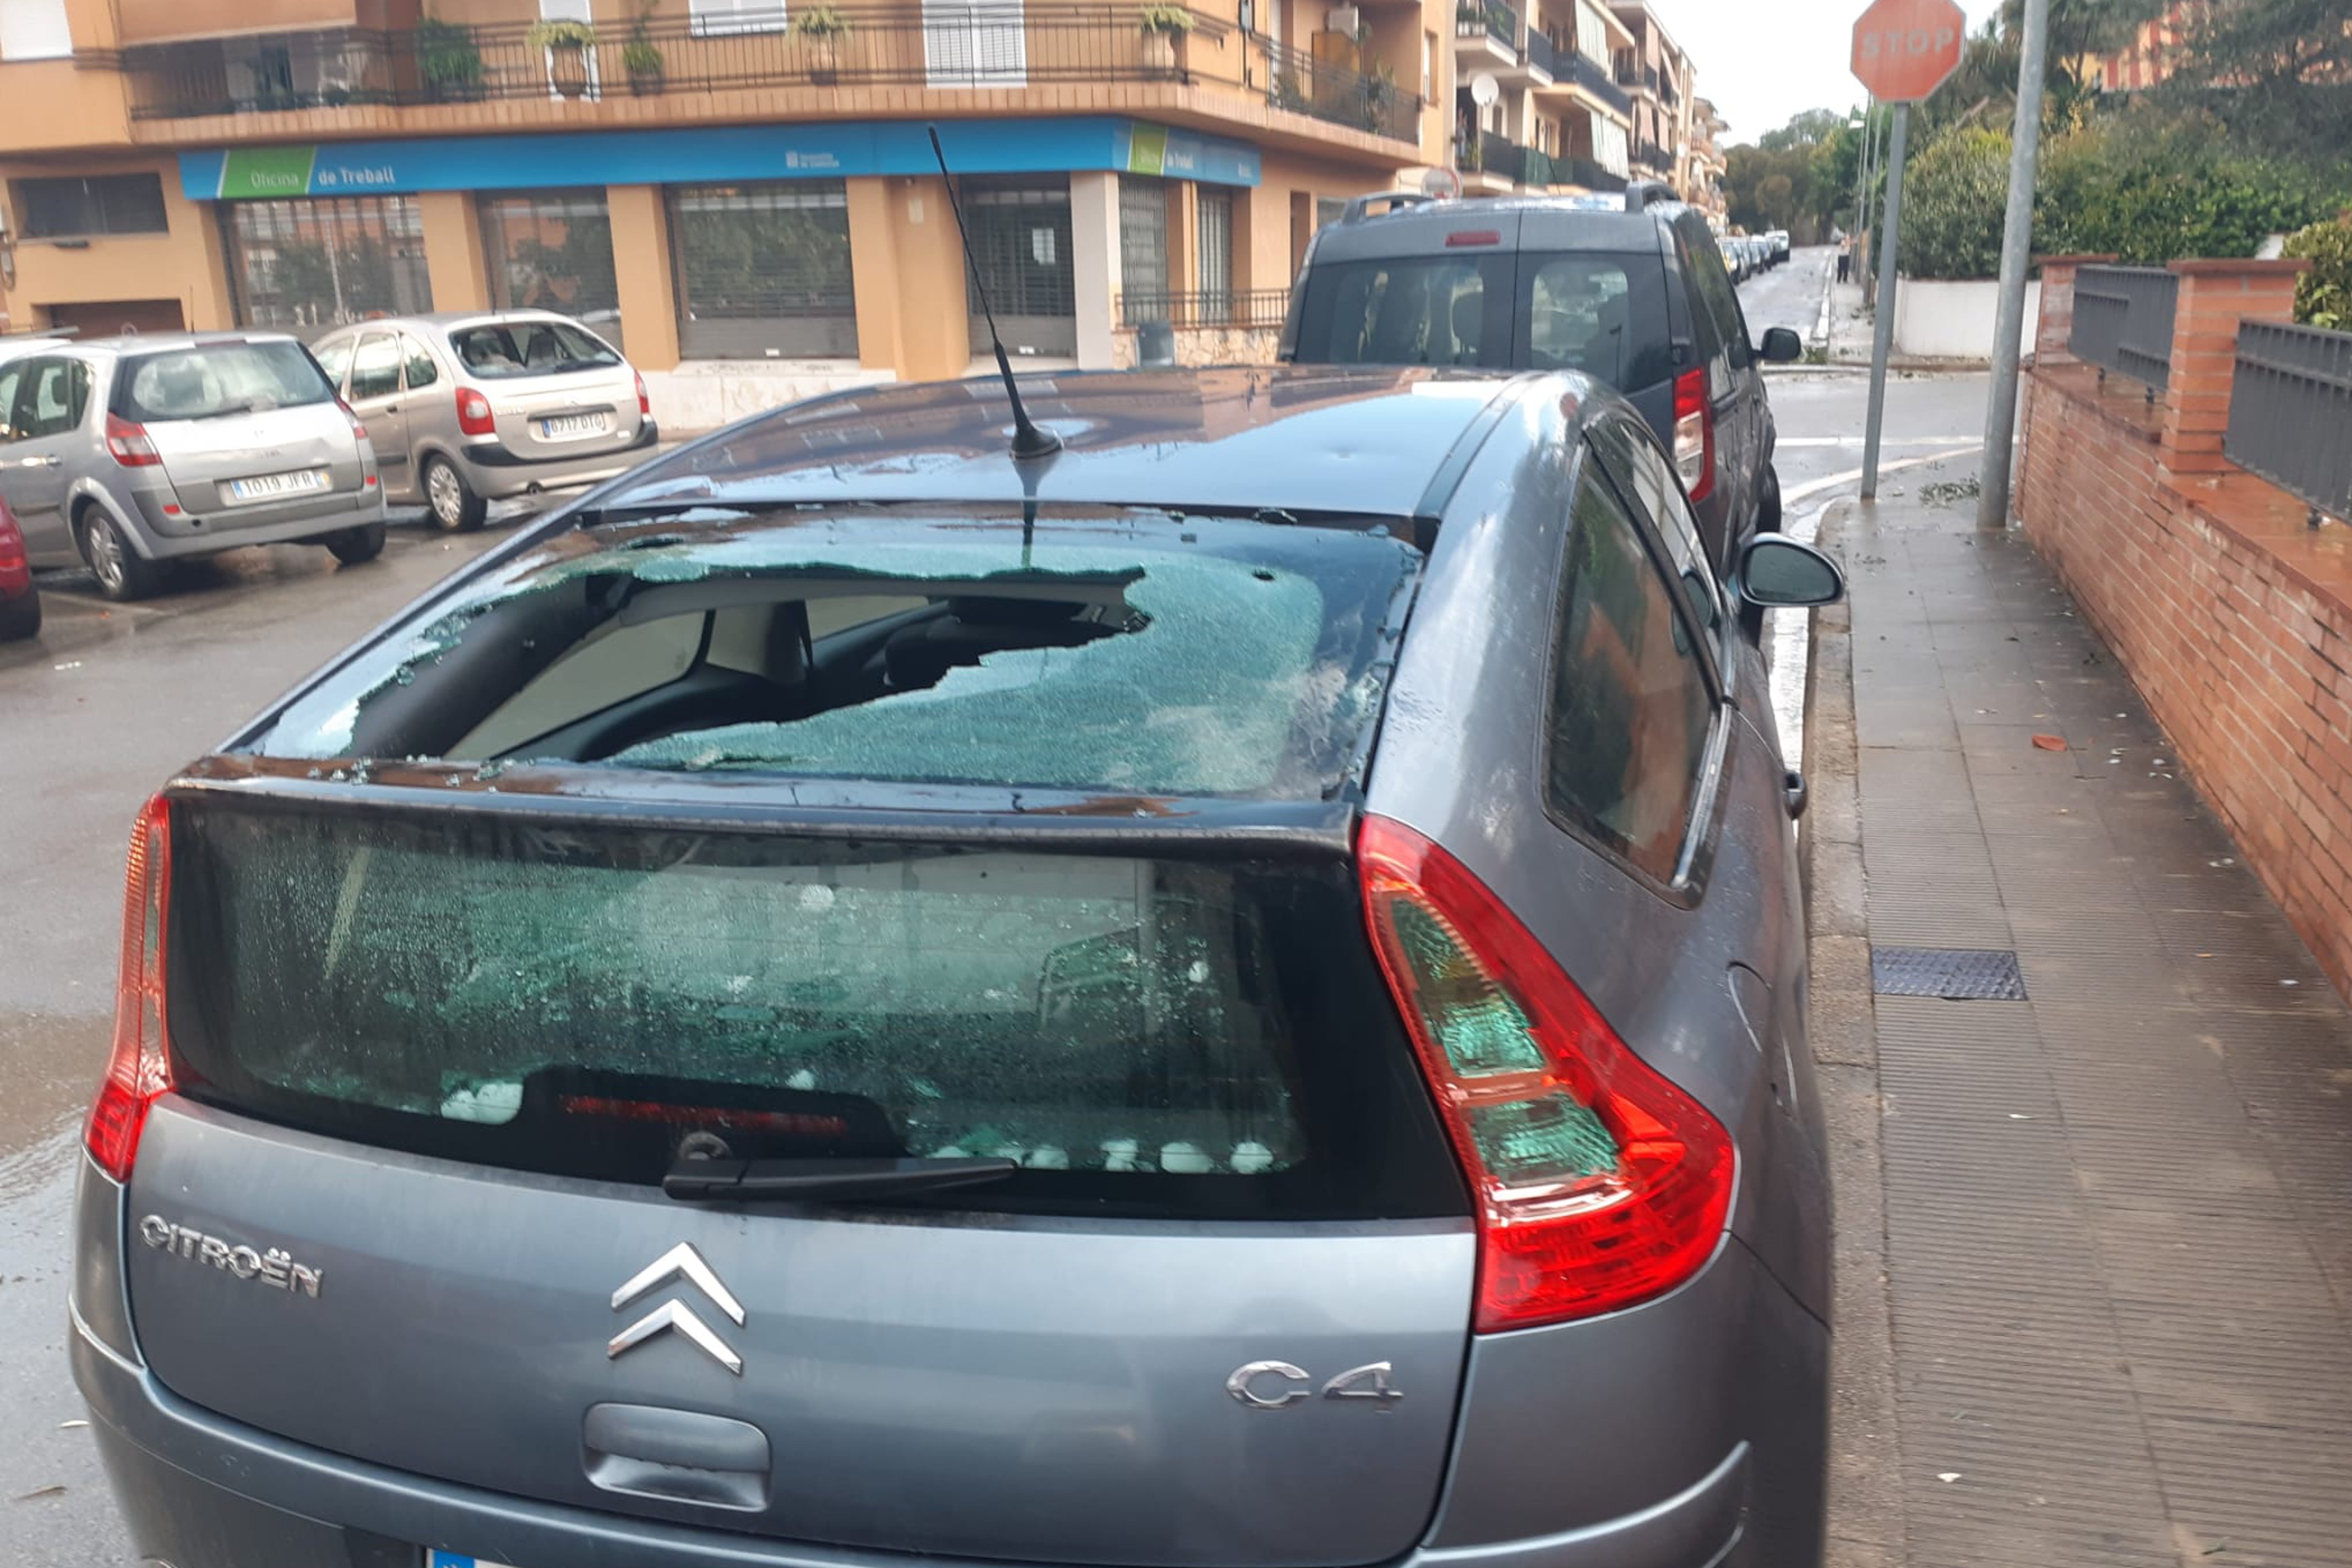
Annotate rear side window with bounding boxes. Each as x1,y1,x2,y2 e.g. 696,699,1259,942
450,320,619,379
1291,254,1513,367
165,805,1468,1221
1677,224,1749,373
401,335,440,389
347,334,400,401
113,341,334,423
312,337,355,391
1546,456,1717,882
1587,416,1725,649
1521,251,1672,391
10,357,89,438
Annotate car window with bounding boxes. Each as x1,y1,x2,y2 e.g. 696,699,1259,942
1679,223,1749,374
401,335,440,390
449,320,620,379
15,357,87,439
313,337,356,393
1521,251,1673,391
113,341,337,423
0,363,21,443
1289,255,1513,367
347,334,400,402
1546,460,1718,883
1587,418,1726,656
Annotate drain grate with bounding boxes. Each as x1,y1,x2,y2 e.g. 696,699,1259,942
1871,945,2028,1000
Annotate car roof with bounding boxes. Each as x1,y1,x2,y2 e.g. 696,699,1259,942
313,310,585,340
1306,193,1690,264
3,330,298,357
600,366,1562,523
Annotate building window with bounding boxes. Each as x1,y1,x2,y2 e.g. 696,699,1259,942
923,0,1028,88
961,177,1074,358
669,181,857,360
16,175,168,239
1118,175,1169,324
0,0,72,59
223,196,432,329
1315,196,1345,230
481,189,623,351
1196,186,1233,319
689,0,789,33
1422,29,1434,101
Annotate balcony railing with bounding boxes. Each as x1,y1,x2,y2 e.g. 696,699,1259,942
1523,29,1559,77
116,6,1417,144
1120,287,1290,330
1457,0,1518,50
1563,156,1625,192
1634,141,1672,173
2070,264,2180,393
1476,132,1555,187
1570,51,1629,115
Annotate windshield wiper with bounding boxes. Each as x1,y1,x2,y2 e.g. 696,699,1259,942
663,1155,1019,1202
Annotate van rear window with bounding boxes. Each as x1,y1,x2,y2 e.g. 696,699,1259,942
165,804,1467,1221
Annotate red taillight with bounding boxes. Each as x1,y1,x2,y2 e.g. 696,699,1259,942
86,796,175,1182
337,398,371,444
104,412,161,468
634,371,651,417
456,386,496,436
1358,816,1734,1330
0,498,25,568
1672,367,1714,504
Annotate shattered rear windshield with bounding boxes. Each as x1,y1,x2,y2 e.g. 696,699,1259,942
261,510,1422,801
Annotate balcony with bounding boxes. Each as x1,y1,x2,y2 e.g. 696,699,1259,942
1562,156,1624,192
1569,51,1629,116
1522,29,1559,80
114,6,1422,147
1453,0,1517,66
1634,140,1672,174
1458,134,1623,194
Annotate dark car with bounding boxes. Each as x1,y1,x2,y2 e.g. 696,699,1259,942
1281,186,1802,576
71,366,1841,1568
0,494,40,641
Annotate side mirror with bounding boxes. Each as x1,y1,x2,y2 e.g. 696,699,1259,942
1758,326,1804,364
1736,535,1845,609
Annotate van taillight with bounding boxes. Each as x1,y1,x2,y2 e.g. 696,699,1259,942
87,796,175,1183
104,413,161,468
456,387,496,436
1359,816,1733,1330
1673,367,1713,503
634,371,651,417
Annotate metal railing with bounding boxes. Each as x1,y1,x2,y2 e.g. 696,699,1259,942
2070,264,2179,393
1523,29,1559,77
1634,140,1672,173
1120,287,1290,330
1261,37,1417,140
2228,320,2352,523
1563,156,1625,192
1569,50,1630,115
1455,0,1516,48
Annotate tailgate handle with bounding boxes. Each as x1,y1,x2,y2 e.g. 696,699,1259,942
584,1403,771,1511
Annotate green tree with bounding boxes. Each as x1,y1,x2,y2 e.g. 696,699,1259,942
2037,109,2342,263
1760,109,1848,152
2155,0,2352,176
1897,127,2014,279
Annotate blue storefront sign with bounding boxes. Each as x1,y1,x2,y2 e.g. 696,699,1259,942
181,118,1260,201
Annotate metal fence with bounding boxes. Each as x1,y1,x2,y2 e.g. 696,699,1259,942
2070,264,2179,393
1478,133,1555,188
1261,37,1417,141
2228,320,2352,524
1524,29,1559,77
1570,51,1631,116
1455,0,1516,48
1119,288,1290,330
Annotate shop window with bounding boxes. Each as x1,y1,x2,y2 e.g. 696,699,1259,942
481,189,623,351
1196,186,1234,320
1118,175,1169,325
960,177,1074,358
669,182,857,360
690,0,789,33
223,197,431,329
17,175,168,239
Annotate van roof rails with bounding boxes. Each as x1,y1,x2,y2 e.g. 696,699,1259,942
1624,181,1676,213
1342,190,1436,224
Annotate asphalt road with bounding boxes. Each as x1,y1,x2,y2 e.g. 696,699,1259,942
0,308,1987,1562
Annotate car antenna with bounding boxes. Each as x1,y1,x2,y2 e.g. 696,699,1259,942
927,125,1062,462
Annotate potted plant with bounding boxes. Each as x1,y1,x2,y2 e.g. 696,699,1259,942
1359,61,1397,133
794,6,851,84
526,18,598,98
623,0,664,95
1138,3,1193,74
416,13,486,102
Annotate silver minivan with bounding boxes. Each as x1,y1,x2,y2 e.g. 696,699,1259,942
0,333,385,601
312,311,657,533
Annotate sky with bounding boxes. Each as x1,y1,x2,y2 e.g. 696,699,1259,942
1662,0,2006,144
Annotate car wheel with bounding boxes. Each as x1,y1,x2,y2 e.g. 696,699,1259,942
0,587,39,643
1758,465,1783,535
424,455,487,533
324,521,386,565
77,509,165,602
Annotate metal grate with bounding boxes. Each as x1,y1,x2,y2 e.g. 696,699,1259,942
669,182,857,360
2069,264,2178,393
223,196,433,329
480,189,622,349
2228,320,2352,523
1119,175,1169,314
1871,946,2028,1001
963,179,1075,356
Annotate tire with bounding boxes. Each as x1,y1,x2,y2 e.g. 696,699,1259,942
324,521,386,565
0,587,39,643
1758,464,1783,535
423,454,487,533
77,508,165,602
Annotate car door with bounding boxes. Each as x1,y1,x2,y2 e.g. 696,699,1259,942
342,331,410,493
2,355,92,565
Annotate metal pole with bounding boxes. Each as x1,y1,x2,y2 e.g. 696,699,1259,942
1860,101,1910,501
1978,0,2052,531
1855,101,1875,257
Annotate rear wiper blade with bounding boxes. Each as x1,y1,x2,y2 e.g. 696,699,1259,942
663,1156,1019,1203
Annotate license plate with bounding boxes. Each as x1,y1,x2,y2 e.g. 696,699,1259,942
539,413,607,440
426,1553,516,1567
224,468,328,503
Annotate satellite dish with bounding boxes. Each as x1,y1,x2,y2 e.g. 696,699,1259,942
1470,72,1499,107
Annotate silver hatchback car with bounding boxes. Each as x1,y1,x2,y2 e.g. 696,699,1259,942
0,333,386,601
312,311,658,533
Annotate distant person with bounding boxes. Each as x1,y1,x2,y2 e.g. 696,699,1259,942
1836,237,1853,285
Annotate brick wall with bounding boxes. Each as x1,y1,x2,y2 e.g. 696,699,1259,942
2016,258,2352,988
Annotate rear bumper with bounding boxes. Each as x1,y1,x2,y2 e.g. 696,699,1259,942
453,420,660,500
129,485,386,559
72,1304,1756,1568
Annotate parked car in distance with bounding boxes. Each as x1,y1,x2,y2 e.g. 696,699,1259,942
0,494,40,641
1718,235,1747,282
1766,231,1792,265
73,364,1843,1568
0,333,385,601
311,311,657,533
1282,184,1803,575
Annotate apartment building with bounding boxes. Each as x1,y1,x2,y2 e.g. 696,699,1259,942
1686,93,1724,223
0,0,1455,423
1603,1,1690,202
1448,0,1633,196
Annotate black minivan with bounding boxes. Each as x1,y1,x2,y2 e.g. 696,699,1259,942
1281,185,1802,575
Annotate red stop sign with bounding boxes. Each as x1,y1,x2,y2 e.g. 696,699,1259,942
1851,0,1966,102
